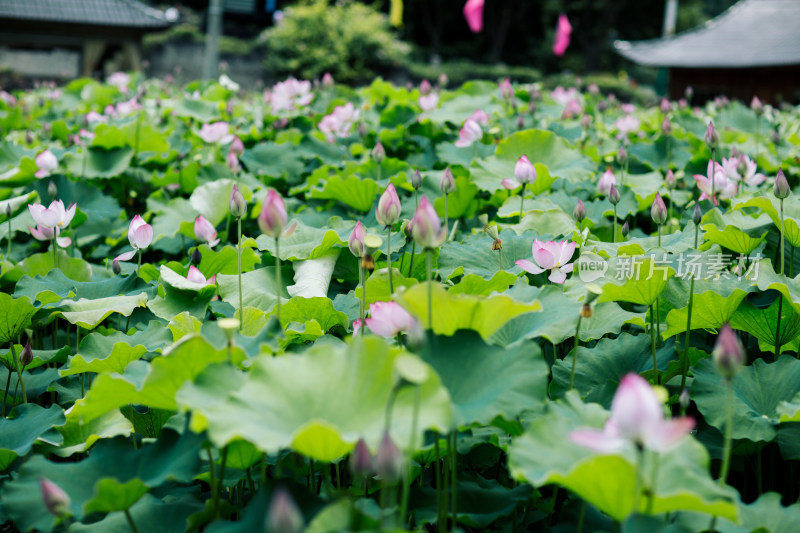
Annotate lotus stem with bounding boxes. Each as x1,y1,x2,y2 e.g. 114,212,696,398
633,446,644,514
519,183,525,225
612,205,617,244
444,193,449,238
781,199,786,275
647,453,660,514
775,297,783,360
358,259,365,335
435,433,444,533
650,304,659,385
124,509,141,533
6,213,11,259
399,386,421,527
207,448,218,518
408,241,416,279
10,342,26,404
718,381,735,486
570,315,582,390
137,249,142,277
451,430,458,527
711,147,716,200
680,275,695,392
217,445,229,518
53,236,57,269
2,367,12,416
426,249,433,330
387,226,394,294
275,237,281,326
237,217,243,330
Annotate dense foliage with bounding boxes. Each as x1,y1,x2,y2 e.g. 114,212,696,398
0,72,799,532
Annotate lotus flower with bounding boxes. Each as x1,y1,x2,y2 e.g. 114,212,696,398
185,265,215,286
570,373,695,453
230,136,245,156
35,150,58,178
376,184,401,227
86,111,106,124
516,239,576,284
115,215,153,262
199,122,234,144
29,224,71,248
463,0,484,33
194,215,220,247
694,160,737,205
28,200,75,229
269,78,313,112
454,118,482,148
470,108,490,126
503,155,537,189
551,86,580,106
318,102,359,143
107,72,131,91
553,14,572,56
419,92,439,112
597,169,617,196
561,99,583,119
615,114,640,136
713,323,745,379
365,301,417,337
721,153,765,187
409,196,446,250
115,98,140,116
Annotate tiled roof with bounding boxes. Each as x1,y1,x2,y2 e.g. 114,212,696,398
0,0,169,28
614,0,800,68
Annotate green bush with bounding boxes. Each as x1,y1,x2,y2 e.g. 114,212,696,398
258,0,410,84
404,59,542,87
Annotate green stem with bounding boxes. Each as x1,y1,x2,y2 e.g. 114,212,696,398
408,241,416,278
450,430,458,527
217,445,229,518
577,500,587,533
358,260,365,335
718,381,734,486
435,434,444,533
775,297,784,360
570,315,582,390
633,447,644,515
426,250,433,330
781,199,786,275
6,213,11,259
9,343,26,404
207,448,218,518
2,367,12,416
444,193,449,238
53,237,57,269
711,147,716,201
680,276,695,392
647,453,660,515
275,237,281,326
136,249,142,277
657,224,662,248
237,217,243,330
124,509,141,533
399,386,421,527
650,305,659,385
519,184,525,225
612,204,617,244
132,110,142,166
387,227,393,294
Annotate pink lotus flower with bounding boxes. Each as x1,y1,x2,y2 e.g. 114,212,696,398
107,72,131,91
516,239,576,284
194,215,220,247
269,78,313,112
365,301,418,337
35,150,58,178
570,373,695,453
463,0,484,33
694,160,737,205
615,114,640,136
419,92,439,112
115,98,140,116
199,122,234,144
553,14,572,56
376,184,401,226
721,153,765,187
86,111,106,124
115,215,153,262
409,196,446,250
597,169,617,196
28,200,75,229
502,155,537,189
258,190,288,238
470,109,490,126
186,265,216,286
551,86,579,106
318,103,359,143
561,99,583,119
29,224,71,248
454,118,482,148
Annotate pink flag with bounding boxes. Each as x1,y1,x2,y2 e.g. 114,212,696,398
553,14,572,56
463,0,484,33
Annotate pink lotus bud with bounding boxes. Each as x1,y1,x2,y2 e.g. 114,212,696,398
774,168,790,199
660,98,671,114
230,136,245,156
679,388,690,410
438,73,448,88
35,150,58,179
420,79,432,95
412,169,422,190
322,72,334,88
112,259,122,275
375,431,404,482
376,184,401,226
372,142,386,163
621,220,629,238
685,86,694,100
410,196,446,250
194,215,220,247
226,150,240,172
440,167,456,194
47,180,57,198
580,113,592,129
349,438,373,478
20,341,33,367
692,204,703,225
499,78,514,100
664,169,677,189
573,199,586,222
266,487,303,533
349,221,366,258
597,169,616,196
751,96,764,116
661,116,672,136
704,120,719,150
608,185,620,206
514,155,536,185
616,144,628,166
230,184,247,218
258,190,287,239
651,192,667,226
128,215,153,250
713,323,744,379
39,478,70,517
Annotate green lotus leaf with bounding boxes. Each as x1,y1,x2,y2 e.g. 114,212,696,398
0,293,35,344
0,404,65,471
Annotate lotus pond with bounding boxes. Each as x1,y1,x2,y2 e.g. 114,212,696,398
1,75,800,532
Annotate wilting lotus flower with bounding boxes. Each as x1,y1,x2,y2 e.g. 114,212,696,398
463,0,484,33
35,150,58,178
318,102,359,143
29,224,71,248
365,301,417,337
516,239,576,284
269,77,313,112
571,373,695,453
694,160,737,205
115,215,153,262
409,196,446,250
194,215,220,247
615,114,640,136
454,118,482,148
185,265,215,286
376,184,401,227
553,14,572,56
199,121,234,144
502,155,537,189
28,200,76,229
470,108,490,126
597,169,617,196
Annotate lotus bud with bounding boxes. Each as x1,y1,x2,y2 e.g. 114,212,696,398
231,136,244,156
616,145,628,166
349,438,373,479
229,184,247,218
514,155,536,185
321,72,334,88
348,221,366,258
665,169,677,189
661,116,672,136
112,259,122,275
226,150,240,172
419,79,432,95
679,388,690,410
258,190,287,238
20,341,33,367
580,113,591,129
410,196,446,250
573,199,586,222
499,78,514,101
438,73,448,88
440,167,455,195
516,115,524,129
39,478,70,517
411,169,422,190
651,193,667,226
191,248,202,265
751,96,764,116
376,184,401,227
5,203,11,219
774,168,790,199
704,120,719,150
692,203,703,225
48,180,57,198
660,98,671,114
372,142,386,164
608,185,621,206
266,487,303,533
375,431,404,482
621,220,629,238
713,323,744,380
